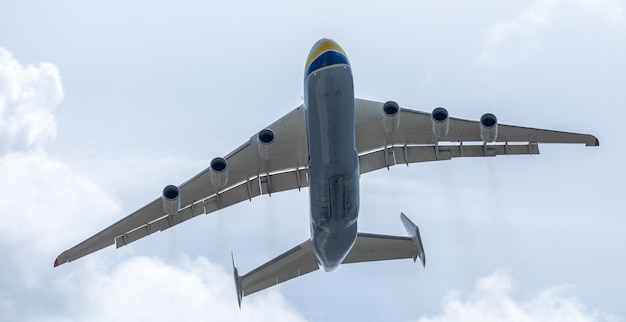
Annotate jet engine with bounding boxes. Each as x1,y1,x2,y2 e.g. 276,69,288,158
257,128,275,160
479,113,498,143
382,101,400,132
162,185,180,215
431,107,449,138
210,157,228,189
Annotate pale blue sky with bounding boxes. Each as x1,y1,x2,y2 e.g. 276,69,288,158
1,1,624,321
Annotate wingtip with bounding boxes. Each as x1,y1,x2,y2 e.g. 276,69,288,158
54,253,68,267
587,136,600,147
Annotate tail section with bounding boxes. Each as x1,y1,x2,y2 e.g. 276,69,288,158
232,213,425,306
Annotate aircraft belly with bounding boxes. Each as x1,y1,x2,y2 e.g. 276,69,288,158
305,65,360,270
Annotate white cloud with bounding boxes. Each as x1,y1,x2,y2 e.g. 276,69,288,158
0,48,63,153
416,272,618,322
479,0,626,66
0,151,122,287
0,49,124,321
0,48,113,289
578,0,626,24
52,256,307,322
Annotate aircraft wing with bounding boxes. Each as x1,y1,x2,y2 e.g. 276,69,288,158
355,99,599,173
55,106,309,267
55,98,598,267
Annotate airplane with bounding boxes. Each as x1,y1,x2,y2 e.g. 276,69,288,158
55,38,599,306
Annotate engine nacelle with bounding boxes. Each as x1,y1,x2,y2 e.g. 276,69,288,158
479,113,498,143
382,101,400,132
431,107,449,138
257,128,275,160
210,157,228,189
162,185,180,215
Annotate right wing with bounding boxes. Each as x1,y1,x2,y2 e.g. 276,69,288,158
355,99,598,174
55,106,310,267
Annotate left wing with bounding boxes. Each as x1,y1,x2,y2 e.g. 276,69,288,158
55,106,309,267
355,99,598,173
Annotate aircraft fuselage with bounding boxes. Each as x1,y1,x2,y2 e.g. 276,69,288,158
304,39,360,271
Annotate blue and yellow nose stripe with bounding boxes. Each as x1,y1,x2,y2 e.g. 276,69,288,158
305,39,350,79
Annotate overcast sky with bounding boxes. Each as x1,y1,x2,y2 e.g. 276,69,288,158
1,0,625,321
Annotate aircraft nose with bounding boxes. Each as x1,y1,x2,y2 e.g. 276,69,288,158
304,38,349,79
306,38,339,60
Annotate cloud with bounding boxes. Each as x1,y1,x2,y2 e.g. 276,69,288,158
0,151,122,287
478,0,626,66
578,0,626,23
52,256,307,322
416,272,618,322
0,48,123,320
0,48,63,153
0,48,112,291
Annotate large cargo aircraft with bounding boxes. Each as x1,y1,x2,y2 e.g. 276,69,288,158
55,38,598,306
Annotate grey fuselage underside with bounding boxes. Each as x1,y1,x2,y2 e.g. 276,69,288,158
304,64,360,272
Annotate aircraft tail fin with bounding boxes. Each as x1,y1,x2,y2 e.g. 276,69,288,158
231,252,242,308
401,212,426,267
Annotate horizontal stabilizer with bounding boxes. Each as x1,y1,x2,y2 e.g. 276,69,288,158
343,233,420,264
235,240,319,301
233,213,425,305
343,213,425,267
